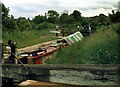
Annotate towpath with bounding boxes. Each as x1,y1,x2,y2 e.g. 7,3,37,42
18,40,58,54
17,36,66,54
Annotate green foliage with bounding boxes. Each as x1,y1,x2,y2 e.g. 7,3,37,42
89,14,110,32
59,13,75,24
110,23,120,34
47,10,59,23
33,15,46,24
2,3,113,34
65,23,82,33
2,3,9,19
70,10,81,22
98,14,107,25
45,24,119,64
37,22,56,30
109,11,120,23
2,3,19,33
16,17,32,31
81,17,89,26
2,17,19,33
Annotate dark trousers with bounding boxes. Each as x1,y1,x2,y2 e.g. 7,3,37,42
56,33,58,36
62,33,64,36
9,55,15,64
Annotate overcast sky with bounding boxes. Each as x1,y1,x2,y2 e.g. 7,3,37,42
1,0,120,19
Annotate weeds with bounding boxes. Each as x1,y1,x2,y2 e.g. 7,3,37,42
3,30,58,48
45,24,119,64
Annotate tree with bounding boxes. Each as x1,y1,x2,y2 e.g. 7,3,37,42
11,15,14,19
109,11,120,23
2,17,19,33
16,17,32,31
33,15,46,24
2,3,9,27
70,10,82,22
81,17,89,26
98,14,106,25
59,13,74,24
2,3,19,33
47,10,59,23
2,3,9,19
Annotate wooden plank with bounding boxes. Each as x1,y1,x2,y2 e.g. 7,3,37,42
2,64,120,85
19,80,72,87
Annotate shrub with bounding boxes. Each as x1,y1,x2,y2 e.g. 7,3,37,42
38,22,56,30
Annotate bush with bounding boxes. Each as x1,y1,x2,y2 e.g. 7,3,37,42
38,22,56,30
111,23,120,34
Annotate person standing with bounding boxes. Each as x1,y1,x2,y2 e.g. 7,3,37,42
56,25,59,36
8,40,17,64
62,26,65,36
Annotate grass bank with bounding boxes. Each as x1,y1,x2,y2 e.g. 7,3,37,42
45,23,119,64
3,30,58,48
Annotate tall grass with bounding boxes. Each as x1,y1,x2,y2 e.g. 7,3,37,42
45,24,119,64
3,30,58,48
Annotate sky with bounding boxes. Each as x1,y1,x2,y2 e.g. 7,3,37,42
1,0,120,19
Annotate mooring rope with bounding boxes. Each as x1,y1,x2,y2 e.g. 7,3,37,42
11,52,33,74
